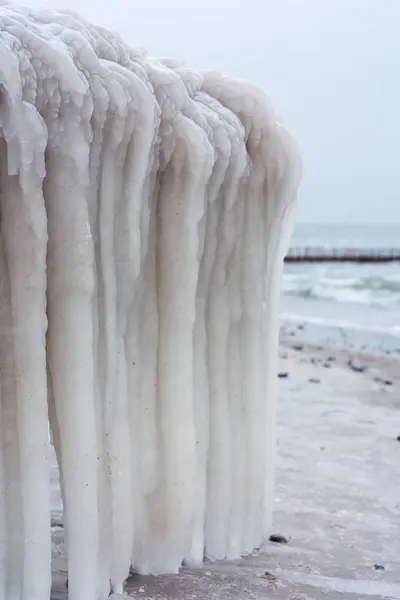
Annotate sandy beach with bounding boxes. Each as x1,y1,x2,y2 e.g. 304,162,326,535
50,327,400,600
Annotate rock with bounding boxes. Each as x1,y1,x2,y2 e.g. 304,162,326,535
373,564,385,571
278,372,289,379
326,356,336,362
374,375,393,386
348,359,366,373
323,362,332,368
269,533,288,544
396,435,400,442
309,377,320,384
293,344,304,351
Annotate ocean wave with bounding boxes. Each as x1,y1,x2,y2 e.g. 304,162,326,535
282,264,400,307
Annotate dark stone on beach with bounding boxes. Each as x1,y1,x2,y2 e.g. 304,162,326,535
297,324,304,331
396,435,400,442
327,356,335,362
348,359,366,373
309,377,320,384
374,376,393,386
323,362,332,368
269,534,288,544
278,372,289,379
293,344,304,351
373,564,385,571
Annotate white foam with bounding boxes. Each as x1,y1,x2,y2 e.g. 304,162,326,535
280,311,400,338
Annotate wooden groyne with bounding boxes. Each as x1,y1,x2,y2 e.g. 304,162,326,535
285,247,400,263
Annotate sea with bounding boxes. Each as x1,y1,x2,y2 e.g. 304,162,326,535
280,223,400,354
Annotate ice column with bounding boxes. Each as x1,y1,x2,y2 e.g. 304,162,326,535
0,5,301,600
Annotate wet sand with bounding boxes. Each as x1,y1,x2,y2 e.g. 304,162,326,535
51,335,400,599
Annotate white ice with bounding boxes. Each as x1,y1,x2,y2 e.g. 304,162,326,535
0,5,301,600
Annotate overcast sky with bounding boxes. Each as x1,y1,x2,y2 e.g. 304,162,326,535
22,0,400,223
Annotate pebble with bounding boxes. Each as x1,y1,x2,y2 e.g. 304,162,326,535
373,564,385,571
261,571,277,581
348,359,366,373
309,377,320,384
269,534,288,544
278,372,289,379
293,344,304,351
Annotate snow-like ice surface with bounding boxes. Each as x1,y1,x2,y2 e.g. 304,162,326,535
0,5,301,599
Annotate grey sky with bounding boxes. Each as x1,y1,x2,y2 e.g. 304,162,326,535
22,0,400,223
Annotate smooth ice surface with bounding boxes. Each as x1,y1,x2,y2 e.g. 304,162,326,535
0,5,301,599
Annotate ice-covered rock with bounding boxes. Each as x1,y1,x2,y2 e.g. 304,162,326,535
0,5,301,599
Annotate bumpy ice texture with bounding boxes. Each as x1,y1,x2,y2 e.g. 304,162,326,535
0,5,301,600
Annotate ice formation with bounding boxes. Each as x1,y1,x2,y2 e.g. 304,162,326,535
0,4,301,599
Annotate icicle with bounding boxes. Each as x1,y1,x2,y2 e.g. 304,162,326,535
202,72,302,551
185,99,232,566
0,194,23,600
156,114,213,571
0,33,51,599
44,100,99,600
